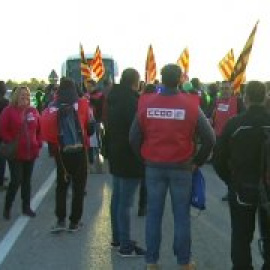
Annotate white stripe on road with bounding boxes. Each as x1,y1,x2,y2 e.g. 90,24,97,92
0,169,56,266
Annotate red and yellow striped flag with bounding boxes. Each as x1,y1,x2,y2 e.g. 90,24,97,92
80,43,91,80
177,47,189,74
92,46,105,82
218,49,235,80
145,45,157,84
230,21,259,94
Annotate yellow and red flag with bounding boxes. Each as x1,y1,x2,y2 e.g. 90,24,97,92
177,47,189,74
80,43,91,81
145,45,157,84
218,49,235,80
92,46,105,82
230,21,259,94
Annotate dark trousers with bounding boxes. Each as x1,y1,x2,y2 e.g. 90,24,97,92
229,191,270,270
0,155,6,185
4,159,35,211
54,150,87,224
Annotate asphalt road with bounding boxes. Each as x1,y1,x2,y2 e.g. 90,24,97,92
0,148,264,270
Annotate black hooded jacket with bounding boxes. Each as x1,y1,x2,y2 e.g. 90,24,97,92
106,84,144,178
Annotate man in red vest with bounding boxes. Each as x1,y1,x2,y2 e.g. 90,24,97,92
212,81,245,201
129,64,215,270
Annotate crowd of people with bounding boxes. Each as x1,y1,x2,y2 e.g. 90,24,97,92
0,62,270,270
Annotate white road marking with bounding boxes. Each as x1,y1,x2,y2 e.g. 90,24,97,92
0,169,56,266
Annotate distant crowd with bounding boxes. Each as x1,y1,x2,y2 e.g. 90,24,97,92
0,64,270,270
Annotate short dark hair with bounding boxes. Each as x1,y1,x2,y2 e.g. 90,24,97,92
120,68,140,88
245,81,266,104
161,64,182,88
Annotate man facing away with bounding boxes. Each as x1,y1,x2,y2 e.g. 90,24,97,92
129,64,215,270
213,81,270,270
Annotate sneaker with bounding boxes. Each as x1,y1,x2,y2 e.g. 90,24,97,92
50,221,66,233
118,245,145,257
67,222,83,232
22,208,36,217
179,261,196,270
146,264,159,270
221,193,229,202
111,241,120,249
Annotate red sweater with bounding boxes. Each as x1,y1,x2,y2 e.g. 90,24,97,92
0,105,42,160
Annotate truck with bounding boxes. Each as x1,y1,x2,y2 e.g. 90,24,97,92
61,53,118,87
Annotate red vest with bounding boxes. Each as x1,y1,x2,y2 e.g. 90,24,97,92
138,93,199,163
40,98,90,145
213,96,237,137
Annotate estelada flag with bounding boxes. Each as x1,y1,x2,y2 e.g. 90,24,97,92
92,46,105,82
80,43,92,81
230,21,259,94
218,49,235,80
145,44,157,84
177,47,189,74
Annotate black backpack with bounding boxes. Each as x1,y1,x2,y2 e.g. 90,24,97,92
260,129,270,216
229,125,270,206
57,103,84,153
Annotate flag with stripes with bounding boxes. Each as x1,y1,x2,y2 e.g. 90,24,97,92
91,46,105,82
230,21,259,93
218,49,235,80
177,47,189,74
80,43,91,80
145,45,157,84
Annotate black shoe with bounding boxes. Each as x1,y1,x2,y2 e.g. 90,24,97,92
23,208,36,217
111,241,120,249
50,221,66,233
118,245,146,257
221,194,229,202
67,222,83,232
3,208,10,220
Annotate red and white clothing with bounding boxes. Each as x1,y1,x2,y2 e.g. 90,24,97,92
213,96,238,137
0,105,42,160
138,92,199,163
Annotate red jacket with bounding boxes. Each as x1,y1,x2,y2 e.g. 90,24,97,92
0,105,42,160
213,96,237,137
40,98,91,147
138,92,199,163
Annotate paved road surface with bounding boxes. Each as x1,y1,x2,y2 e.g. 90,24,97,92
0,148,264,270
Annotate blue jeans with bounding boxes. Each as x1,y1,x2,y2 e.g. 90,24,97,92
110,176,140,249
145,167,192,265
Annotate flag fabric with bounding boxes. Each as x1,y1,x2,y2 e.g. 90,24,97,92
177,47,189,74
80,43,91,80
230,21,259,93
91,46,105,82
145,45,157,84
218,49,235,80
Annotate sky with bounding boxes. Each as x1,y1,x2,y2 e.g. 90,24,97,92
1,0,270,83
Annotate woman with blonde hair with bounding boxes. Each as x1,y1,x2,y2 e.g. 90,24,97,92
0,86,42,220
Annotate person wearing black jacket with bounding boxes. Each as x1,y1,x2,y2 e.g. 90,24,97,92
106,68,145,256
213,81,270,270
